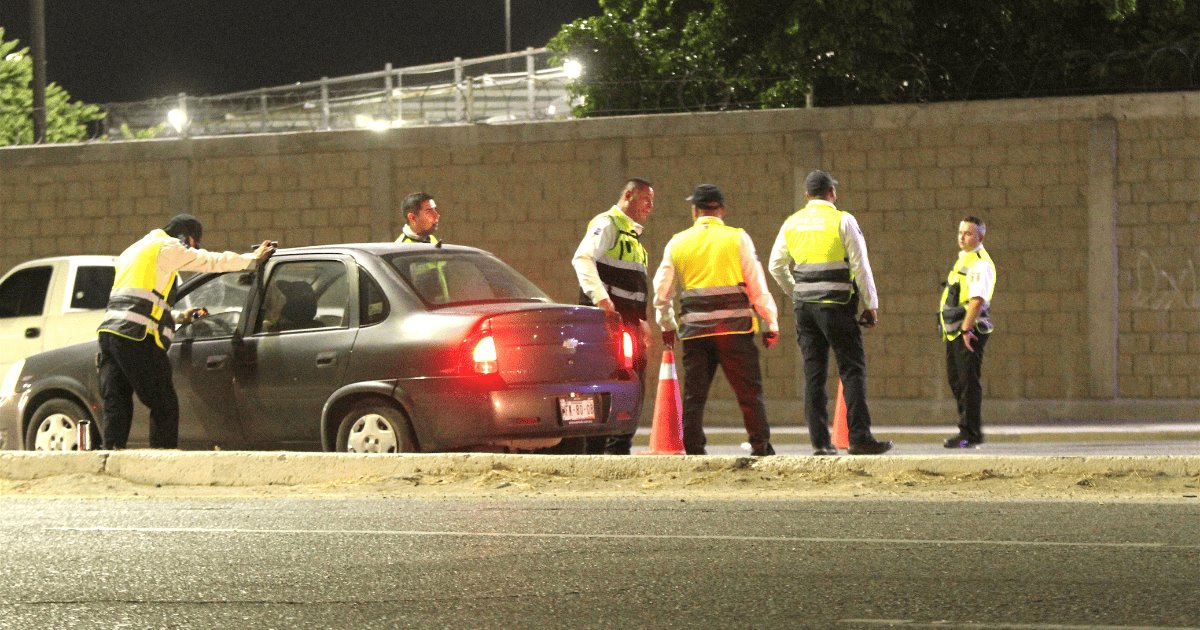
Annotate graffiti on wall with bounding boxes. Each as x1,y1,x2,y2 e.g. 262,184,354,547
1132,251,1198,310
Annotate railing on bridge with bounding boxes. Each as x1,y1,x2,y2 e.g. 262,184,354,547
102,48,578,138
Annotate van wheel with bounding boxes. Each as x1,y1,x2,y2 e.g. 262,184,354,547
26,399,92,451
335,402,417,454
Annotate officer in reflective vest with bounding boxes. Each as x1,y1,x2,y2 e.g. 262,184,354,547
395,192,442,245
653,184,779,456
940,216,996,449
572,178,655,454
395,192,449,302
768,170,892,456
97,214,276,449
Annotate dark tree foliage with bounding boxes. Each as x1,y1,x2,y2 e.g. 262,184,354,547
549,0,1200,116
0,28,104,146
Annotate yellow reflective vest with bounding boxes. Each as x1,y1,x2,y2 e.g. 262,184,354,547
939,246,996,340
669,217,756,340
98,229,180,350
779,200,854,304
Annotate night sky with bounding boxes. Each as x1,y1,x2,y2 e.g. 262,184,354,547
0,0,601,104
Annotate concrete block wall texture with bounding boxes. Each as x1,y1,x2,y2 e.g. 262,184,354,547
1,92,1198,425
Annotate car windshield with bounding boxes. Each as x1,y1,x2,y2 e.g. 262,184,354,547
386,251,550,308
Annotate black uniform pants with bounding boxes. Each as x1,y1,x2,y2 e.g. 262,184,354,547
98,332,179,449
795,301,874,447
945,332,988,442
680,332,770,455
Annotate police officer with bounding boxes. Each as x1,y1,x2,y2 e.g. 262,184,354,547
396,192,441,244
940,216,996,448
572,178,655,454
97,214,275,449
768,170,892,455
653,184,779,456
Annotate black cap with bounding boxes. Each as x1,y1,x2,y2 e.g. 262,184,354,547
686,184,724,208
163,213,203,244
804,170,837,196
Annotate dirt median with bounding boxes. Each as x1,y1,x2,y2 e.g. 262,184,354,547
1,452,1198,502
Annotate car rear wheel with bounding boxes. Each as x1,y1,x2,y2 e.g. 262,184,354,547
25,399,92,451
336,402,416,454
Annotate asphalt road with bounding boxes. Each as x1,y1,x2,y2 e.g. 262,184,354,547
1,496,1197,628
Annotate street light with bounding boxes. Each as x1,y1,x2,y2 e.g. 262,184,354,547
167,108,188,134
563,59,583,80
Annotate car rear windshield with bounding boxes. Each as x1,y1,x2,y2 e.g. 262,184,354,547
386,251,550,308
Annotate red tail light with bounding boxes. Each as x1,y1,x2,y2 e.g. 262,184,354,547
620,329,635,371
473,335,498,374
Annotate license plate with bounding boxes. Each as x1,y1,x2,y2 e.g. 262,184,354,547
558,396,596,424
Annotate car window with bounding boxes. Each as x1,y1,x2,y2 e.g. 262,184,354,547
70,266,115,310
359,266,389,326
0,266,52,318
173,272,255,340
386,252,550,308
255,261,350,334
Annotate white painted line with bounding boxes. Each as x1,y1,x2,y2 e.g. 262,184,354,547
50,526,1199,549
842,620,1193,629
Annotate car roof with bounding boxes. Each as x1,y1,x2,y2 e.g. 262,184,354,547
268,242,493,258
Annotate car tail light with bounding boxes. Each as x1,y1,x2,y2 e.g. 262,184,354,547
473,335,498,374
620,329,634,371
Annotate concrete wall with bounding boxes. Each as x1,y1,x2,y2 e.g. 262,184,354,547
2,92,1198,425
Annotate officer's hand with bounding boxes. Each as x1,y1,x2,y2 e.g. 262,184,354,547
639,320,652,348
595,298,616,313
661,330,677,346
962,329,977,352
762,331,779,349
857,309,878,328
253,240,277,262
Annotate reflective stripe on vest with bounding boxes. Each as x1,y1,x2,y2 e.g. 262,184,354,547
679,285,754,339
98,229,179,350
669,217,756,340
939,247,995,340
590,207,649,322
782,201,854,304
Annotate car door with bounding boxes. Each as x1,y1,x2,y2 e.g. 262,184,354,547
169,271,257,448
234,257,357,448
0,264,53,374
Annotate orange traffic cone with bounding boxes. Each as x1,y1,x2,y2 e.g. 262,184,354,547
832,380,850,450
646,350,685,454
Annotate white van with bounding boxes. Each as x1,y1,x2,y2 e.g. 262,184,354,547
0,256,116,376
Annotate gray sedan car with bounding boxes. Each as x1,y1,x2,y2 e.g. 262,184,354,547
0,243,642,453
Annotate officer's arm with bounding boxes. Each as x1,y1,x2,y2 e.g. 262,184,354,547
571,218,617,311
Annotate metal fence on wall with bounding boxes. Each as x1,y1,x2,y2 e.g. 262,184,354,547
102,47,577,139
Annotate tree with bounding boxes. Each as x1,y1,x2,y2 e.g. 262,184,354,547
548,0,1200,117
0,27,104,146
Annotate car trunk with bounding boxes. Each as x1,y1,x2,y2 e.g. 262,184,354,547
476,305,624,385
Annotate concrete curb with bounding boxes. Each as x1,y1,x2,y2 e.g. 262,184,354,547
1,451,1198,487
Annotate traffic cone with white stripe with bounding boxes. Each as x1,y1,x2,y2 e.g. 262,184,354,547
646,350,685,454
832,380,850,450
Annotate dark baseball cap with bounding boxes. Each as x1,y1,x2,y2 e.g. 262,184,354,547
686,184,724,207
804,170,838,196
163,213,203,243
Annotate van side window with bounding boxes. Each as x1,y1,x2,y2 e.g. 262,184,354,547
70,266,115,310
0,266,52,318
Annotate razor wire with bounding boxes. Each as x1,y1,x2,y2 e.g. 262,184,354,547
98,48,578,140
80,41,1200,141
